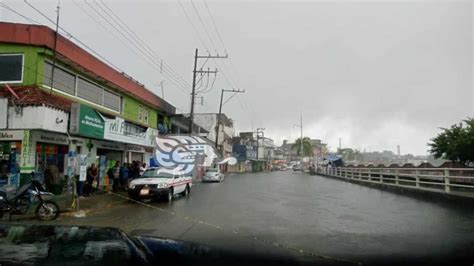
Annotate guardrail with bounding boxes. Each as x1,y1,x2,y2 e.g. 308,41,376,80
317,167,474,196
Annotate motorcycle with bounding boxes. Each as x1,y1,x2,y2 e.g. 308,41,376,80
0,180,60,221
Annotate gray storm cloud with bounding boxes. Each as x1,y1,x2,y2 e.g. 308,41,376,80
2,0,471,155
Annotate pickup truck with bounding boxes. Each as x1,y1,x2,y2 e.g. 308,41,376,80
128,167,192,202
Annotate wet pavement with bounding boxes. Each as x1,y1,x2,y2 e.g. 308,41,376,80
4,171,474,264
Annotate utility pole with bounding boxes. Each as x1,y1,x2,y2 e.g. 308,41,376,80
300,115,303,161
215,89,245,150
49,0,60,93
188,48,227,133
294,115,303,164
256,128,265,161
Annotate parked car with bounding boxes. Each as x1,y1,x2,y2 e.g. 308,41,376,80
128,167,192,202
292,165,301,172
203,168,225,182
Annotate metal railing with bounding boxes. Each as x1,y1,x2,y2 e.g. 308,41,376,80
318,167,474,195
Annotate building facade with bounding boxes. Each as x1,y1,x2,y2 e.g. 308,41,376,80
192,113,235,157
230,132,274,172
0,22,176,187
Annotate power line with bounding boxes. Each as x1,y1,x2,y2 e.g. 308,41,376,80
73,0,190,101
82,0,190,95
176,0,211,53
96,0,191,88
0,2,41,24
175,1,259,128
24,0,190,112
24,0,124,72
202,0,226,50
190,0,218,52
222,92,238,105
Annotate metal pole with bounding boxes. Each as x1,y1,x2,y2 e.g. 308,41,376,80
189,48,198,133
215,89,224,149
49,0,61,93
300,115,303,167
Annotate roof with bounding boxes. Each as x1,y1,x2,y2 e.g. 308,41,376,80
0,22,175,114
0,86,72,111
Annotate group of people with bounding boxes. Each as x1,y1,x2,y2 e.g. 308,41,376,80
78,161,147,197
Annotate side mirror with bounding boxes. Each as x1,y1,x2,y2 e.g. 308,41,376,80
174,175,179,179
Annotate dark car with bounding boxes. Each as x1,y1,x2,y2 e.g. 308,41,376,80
0,224,317,266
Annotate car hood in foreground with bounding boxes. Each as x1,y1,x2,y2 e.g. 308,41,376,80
0,224,316,266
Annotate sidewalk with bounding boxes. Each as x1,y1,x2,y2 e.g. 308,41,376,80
54,190,128,215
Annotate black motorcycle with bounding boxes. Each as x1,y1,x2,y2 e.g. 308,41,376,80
0,180,60,221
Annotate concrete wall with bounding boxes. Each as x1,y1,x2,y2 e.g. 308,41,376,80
194,114,217,143
8,106,69,133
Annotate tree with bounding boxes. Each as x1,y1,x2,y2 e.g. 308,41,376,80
292,137,314,157
428,118,474,166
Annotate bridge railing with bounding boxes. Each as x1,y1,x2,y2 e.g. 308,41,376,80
318,167,474,195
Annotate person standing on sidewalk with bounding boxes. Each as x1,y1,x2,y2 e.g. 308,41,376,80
87,164,98,196
112,161,120,192
119,162,129,191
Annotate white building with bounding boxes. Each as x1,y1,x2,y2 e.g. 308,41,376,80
192,113,235,157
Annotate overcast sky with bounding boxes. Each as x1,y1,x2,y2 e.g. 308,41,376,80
1,0,472,155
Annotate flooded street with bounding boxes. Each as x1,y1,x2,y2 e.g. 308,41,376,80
6,171,474,264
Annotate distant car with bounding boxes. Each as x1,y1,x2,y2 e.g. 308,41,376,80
281,165,288,171
203,168,225,182
128,167,192,202
292,165,301,172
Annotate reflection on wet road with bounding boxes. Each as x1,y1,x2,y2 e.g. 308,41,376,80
8,171,474,263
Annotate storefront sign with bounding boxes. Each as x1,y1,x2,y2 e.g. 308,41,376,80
95,140,124,151
70,103,104,139
70,137,85,146
103,116,157,147
0,130,24,141
20,130,33,171
79,154,87,181
33,131,69,145
125,144,145,153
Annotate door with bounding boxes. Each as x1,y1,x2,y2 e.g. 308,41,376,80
173,174,185,194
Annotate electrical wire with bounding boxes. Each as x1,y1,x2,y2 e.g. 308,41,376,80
80,0,191,96
0,2,42,24
202,0,226,50
176,0,211,53
190,0,218,51
222,92,238,106
24,0,124,73
20,1,191,113
96,0,191,88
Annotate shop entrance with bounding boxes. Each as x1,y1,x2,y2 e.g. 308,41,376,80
97,149,122,166
130,152,144,163
0,141,21,186
35,142,68,178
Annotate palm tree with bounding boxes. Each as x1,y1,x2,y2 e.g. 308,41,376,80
292,137,314,157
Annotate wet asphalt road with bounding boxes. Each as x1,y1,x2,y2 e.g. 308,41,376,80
7,171,474,264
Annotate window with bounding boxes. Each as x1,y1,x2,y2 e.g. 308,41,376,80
43,62,76,95
103,90,121,112
124,122,146,137
0,54,23,83
138,105,150,124
77,77,103,105
42,61,122,113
